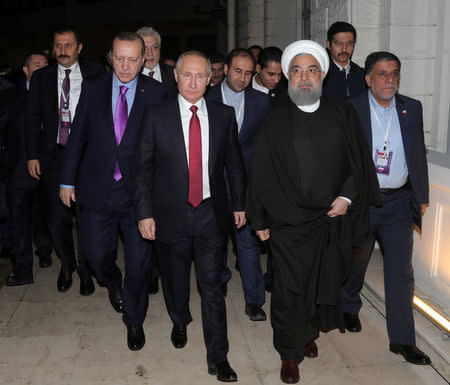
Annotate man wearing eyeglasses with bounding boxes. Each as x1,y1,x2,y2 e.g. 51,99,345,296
136,26,177,99
323,21,366,99
247,40,380,384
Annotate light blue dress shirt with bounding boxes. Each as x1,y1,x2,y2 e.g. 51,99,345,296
112,72,138,118
369,91,408,188
221,80,245,132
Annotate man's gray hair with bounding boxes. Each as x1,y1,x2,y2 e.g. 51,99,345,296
176,50,211,76
136,27,161,47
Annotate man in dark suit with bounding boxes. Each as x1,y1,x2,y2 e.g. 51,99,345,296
134,51,246,382
252,46,287,101
322,21,366,99
26,27,104,294
4,53,54,286
206,48,270,321
59,32,167,351
342,51,431,365
137,26,177,99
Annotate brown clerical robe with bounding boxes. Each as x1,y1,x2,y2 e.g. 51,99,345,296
247,96,380,362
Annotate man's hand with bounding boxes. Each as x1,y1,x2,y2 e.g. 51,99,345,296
234,211,247,229
138,218,156,240
59,187,76,207
27,159,41,180
256,229,270,241
327,197,350,217
421,203,429,216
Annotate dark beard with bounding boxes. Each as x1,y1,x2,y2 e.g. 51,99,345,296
288,80,322,106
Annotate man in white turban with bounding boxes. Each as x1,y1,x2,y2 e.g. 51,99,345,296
246,40,380,383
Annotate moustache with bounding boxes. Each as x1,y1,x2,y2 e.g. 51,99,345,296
58,54,70,59
297,81,314,88
338,52,349,57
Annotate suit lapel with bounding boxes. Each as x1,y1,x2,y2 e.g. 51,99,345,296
395,94,409,152
104,73,116,148
49,65,59,119
171,99,189,174
206,100,219,179
239,89,251,140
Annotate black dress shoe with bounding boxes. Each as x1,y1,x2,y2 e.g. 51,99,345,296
234,260,240,272
79,276,95,296
245,303,267,321
38,255,52,268
389,344,431,365
222,283,228,298
343,313,362,332
5,274,33,286
171,324,187,348
108,288,123,313
127,324,145,351
148,277,159,295
208,360,238,382
57,266,75,293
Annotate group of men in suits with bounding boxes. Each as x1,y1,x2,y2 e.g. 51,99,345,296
0,19,431,384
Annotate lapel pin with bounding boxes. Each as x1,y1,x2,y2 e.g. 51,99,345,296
141,89,145,93
271,93,276,98
402,110,407,114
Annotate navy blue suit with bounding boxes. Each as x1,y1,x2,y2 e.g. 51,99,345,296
26,61,104,278
61,72,167,326
342,91,429,345
206,82,270,306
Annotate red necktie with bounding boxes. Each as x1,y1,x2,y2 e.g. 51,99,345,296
188,105,202,207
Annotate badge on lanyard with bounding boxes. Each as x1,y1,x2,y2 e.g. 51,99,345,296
374,148,393,175
60,108,71,129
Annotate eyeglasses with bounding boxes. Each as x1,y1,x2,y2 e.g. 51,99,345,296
289,67,321,77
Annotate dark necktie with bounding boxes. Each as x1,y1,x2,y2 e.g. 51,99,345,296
342,67,350,97
149,71,154,78
188,105,202,207
113,85,128,181
58,69,71,145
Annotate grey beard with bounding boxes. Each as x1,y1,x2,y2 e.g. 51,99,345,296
288,81,322,106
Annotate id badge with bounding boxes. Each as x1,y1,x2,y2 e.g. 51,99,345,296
374,148,393,175
60,108,71,129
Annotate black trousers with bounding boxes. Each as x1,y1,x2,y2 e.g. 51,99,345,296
8,180,52,277
41,148,88,277
80,180,153,326
157,200,229,363
270,225,320,363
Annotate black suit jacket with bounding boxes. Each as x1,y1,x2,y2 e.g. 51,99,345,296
133,98,247,243
350,91,429,229
25,61,104,173
323,60,367,99
159,62,178,98
205,81,270,170
60,72,167,211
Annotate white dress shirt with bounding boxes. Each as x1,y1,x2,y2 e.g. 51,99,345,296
178,94,211,200
331,59,350,76
142,63,162,83
252,75,269,94
57,61,82,142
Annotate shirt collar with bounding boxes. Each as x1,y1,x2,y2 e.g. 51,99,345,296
143,62,160,76
368,89,396,111
178,93,207,115
221,79,245,99
332,59,350,75
58,61,79,75
296,99,320,113
252,74,269,94
112,71,138,91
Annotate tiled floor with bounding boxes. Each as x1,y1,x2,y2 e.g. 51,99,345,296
0,251,448,385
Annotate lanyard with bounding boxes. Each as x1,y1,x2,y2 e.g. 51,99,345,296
371,103,394,151
221,82,245,125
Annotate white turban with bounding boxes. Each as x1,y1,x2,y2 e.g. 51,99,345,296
281,40,329,78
